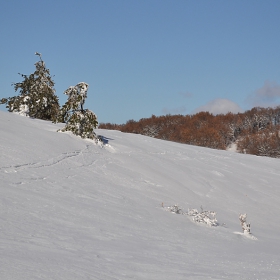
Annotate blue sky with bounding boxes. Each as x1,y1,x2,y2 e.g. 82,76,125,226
1,0,280,124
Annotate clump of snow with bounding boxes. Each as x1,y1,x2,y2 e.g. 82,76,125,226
226,142,237,152
15,96,30,116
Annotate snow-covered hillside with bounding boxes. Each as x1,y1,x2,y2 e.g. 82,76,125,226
1,111,280,280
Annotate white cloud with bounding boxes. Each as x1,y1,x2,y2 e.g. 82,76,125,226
193,98,243,115
247,80,280,107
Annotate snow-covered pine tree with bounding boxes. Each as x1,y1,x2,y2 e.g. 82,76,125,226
57,82,98,139
0,52,59,121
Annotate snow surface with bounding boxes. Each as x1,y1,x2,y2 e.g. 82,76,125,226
1,111,280,280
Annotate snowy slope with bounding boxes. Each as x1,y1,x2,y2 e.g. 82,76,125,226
1,111,280,280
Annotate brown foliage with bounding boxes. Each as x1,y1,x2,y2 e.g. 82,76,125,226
99,106,280,158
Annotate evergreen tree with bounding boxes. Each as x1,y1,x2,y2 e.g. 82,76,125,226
0,52,59,121
57,82,98,139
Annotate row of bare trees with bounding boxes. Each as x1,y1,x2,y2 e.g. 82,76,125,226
99,106,280,158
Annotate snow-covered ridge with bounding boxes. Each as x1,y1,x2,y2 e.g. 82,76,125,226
1,111,280,279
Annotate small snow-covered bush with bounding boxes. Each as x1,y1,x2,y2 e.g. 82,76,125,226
165,204,183,214
187,207,218,226
56,82,98,140
239,213,251,234
163,204,218,226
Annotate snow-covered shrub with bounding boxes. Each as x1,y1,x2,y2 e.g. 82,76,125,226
163,204,218,226
239,213,251,234
187,207,218,226
56,82,98,140
165,204,183,214
0,52,59,121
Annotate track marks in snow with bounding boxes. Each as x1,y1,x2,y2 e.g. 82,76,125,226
11,177,47,186
1,145,101,173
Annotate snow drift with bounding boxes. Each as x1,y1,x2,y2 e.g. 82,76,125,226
1,111,280,279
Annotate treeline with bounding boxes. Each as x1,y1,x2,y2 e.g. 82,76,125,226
99,106,280,158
